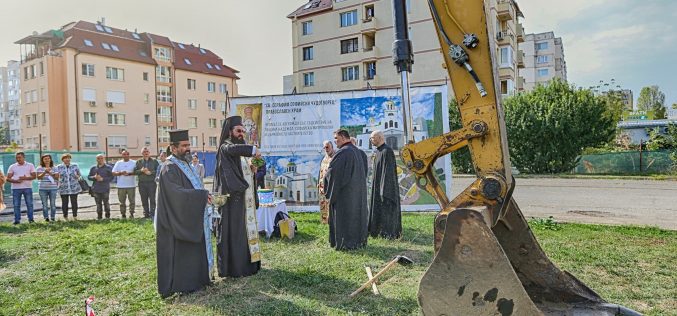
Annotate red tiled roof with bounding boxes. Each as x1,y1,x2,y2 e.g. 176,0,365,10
173,42,239,79
287,0,333,19
145,33,173,47
60,28,155,65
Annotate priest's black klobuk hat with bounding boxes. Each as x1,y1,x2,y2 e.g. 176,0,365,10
225,115,243,129
169,129,189,142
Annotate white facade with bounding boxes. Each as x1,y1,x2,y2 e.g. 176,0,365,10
0,61,22,144
519,32,567,91
266,162,319,204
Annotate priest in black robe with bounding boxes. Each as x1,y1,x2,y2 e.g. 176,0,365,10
368,130,402,239
323,129,369,250
156,130,211,298
215,116,262,277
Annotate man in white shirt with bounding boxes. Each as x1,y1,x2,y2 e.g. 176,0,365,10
6,152,37,224
112,149,137,219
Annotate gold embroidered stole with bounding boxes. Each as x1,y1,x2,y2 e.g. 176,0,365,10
241,157,262,262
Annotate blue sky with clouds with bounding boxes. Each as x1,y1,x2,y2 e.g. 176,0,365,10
518,0,677,106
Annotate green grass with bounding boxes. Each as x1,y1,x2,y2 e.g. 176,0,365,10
0,214,675,315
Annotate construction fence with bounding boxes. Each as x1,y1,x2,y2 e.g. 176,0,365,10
574,150,675,174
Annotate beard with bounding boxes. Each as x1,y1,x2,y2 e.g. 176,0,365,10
176,150,192,162
230,133,246,144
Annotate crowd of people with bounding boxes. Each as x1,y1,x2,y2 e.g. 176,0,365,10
1,147,205,224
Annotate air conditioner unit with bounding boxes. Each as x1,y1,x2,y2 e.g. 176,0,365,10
89,101,96,107
105,102,114,108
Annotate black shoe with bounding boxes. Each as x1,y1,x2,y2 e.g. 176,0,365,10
29,220,35,223
45,218,50,222
105,213,110,219
13,221,19,225
97,215,102,220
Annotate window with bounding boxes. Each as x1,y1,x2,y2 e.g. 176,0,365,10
23,67,28,80
340,38,359,54
82,88,96,102
145,136,151,146
95,24,104,32
177,43,185,49
111,44,120,52
107,136,127,148
188,99,197,109
535,42,549,50
158,126,170,143
208,100,217,110
106,67,124,81
26,115,31,127
184,58,192,65
187,79,196,90
536,55,550,64
220,102,227,114
81,63,95,77
206,63,213,69
144,93,150,104
104,26,113,34
365,62,376,79
215,65,222,70
39,62,44,76
302,21,313,35
341,65,359,81
209,118,217,128
302,46,314,61
188,117,198,128
156,66,172,83
84,135,98,149
207,82,216,92
31,90,38,103
500,79,514,96
143,72,149,81
157,86,172,102
365,5,375,19
158,107,172,123
102,43,111,50
303,72,314,87
84,39,93,47
537,69,549,77
155,47,171,62
106,91,126,104
199,48,206,54
340,10,358,27
219,83,228,94
190,136,198,147
499,46,513,67
144,114,150,124
209,136,217,147
107,113,126,125
84,112,96,124
30,65,36,78
132,33,141,40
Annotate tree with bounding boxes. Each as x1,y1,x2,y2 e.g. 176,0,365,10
0,126,8,145
637,85,666,119
672,103,677,110
503,79,617,173
448,100,474,173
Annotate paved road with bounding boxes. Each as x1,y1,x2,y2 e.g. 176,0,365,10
451,176,677,230
3,177,676,230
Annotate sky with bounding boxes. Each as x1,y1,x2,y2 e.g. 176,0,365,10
1,0,675,106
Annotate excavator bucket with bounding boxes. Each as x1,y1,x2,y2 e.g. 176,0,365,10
418,202,642,315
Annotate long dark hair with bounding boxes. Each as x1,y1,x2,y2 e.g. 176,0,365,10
40,154,54,168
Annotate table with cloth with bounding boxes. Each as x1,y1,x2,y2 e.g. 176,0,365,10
256,200,287,238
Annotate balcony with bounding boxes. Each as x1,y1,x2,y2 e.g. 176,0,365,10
496,0,515,21
499,66,515,79
516,76,525,91
516,23,525,42
516,50,525,68
362,46,378,60
496,30,513,45
361,18,377,34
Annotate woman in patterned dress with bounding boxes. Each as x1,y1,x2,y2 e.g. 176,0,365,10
317,140,335,224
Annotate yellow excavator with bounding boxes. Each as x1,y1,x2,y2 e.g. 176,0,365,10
391,0,642,314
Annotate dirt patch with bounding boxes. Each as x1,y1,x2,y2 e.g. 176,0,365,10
567,210,614,217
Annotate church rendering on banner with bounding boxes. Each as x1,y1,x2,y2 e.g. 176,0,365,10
353,100,430,151
264,161,319,205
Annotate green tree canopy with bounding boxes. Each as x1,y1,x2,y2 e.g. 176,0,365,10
503,79,617,173
637,85,666,119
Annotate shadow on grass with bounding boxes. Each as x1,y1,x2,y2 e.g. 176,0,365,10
0,249,19,267
0,224,28,234
182,268,419,315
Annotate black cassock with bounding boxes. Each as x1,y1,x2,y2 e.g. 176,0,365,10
324,143,369,250
215,141,261,278
368,144,402,239
156,161,210,298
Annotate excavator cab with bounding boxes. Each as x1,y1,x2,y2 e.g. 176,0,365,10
391,0,643,314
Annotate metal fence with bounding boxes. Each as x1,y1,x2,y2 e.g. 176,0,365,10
574,150,675,174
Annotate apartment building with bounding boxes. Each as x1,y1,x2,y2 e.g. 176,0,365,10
519,31,567,91
15,20,239,154
489,0,526,96
0,60,22,144
285,0,525,98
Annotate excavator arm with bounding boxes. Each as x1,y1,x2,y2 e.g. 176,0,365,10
393,0,642,315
